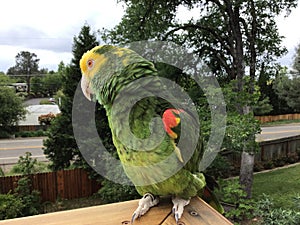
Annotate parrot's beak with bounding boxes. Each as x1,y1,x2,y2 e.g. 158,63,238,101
81,75,93,101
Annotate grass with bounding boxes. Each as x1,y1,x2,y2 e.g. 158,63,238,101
252,163,300,209
261,119,300,127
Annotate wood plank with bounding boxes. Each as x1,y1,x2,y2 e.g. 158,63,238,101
162,197,233,225
0,197,232,225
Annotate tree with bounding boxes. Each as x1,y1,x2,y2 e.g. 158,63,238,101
0,87,26,137
274,67,300,112
292,42,300,73
43,24,100,170
0,72,15,86
103,0,298,197
257,64,291,115
7,51,40,93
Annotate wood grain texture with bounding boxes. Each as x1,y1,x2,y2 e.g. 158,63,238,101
0,197,233,225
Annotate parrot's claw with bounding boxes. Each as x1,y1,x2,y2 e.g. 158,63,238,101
131,193,159,224
172,197,190,224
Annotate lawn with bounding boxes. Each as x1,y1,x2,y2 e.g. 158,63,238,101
261,119,300,126
252,163,300,209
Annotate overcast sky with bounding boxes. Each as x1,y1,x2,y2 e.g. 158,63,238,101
0,0,299,73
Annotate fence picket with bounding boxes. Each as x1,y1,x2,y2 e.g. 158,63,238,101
255,113,300,123
0,169,101,202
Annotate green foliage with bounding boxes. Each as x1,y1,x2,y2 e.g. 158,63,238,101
292,43,300,74
205,155,234,178
14,177,41,216
0,167,4,177
0,153,43,219
7,51,40,75
223,113,260,153
39,99,53,105
257,65,291,115
0,73,15,85
0,193,24,220
217,179,256,222
252,97,273,116
14,152,37,175
255,194,300,225
15,130,47,138
98,179,140,204
31,74,63,97
0,87,26,137
10,152,49,175
7,51,41,94
274,69,300,112
44,24,101,172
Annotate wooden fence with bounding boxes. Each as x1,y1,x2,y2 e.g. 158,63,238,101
255,113,300,123
223,135,300,169
0,169,101,202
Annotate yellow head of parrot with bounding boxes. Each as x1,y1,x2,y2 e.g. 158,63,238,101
79,46,107,101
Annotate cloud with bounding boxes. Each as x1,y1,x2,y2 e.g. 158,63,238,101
0,25,72,53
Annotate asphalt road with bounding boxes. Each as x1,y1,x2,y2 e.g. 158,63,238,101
257,123,300,142
0,137,46,165
0,123,300,166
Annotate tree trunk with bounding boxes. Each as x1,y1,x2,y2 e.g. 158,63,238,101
26,75,31,94
239,151,254,198
239,105,255,198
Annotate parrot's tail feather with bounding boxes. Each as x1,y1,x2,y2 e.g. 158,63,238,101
202,186,224,214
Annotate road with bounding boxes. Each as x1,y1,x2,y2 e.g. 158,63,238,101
0,123,299,166
0,137,46,165
257,123,300,142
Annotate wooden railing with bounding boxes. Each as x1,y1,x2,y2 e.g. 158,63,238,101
0,169,101,202
0,197,233,225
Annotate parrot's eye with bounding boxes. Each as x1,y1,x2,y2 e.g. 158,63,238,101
87,59,94,69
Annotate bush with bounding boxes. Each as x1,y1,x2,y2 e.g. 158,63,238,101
217,179,256,223
0,193,24,220
10,152,50,175
255,194,300,225
38,113,57,125
15,130,47,138
0,87,26,137
39,99,54,105
206,155,235,178
97,179,140,204
14,177,41,216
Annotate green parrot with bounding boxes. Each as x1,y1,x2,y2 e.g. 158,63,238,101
80,45,223,223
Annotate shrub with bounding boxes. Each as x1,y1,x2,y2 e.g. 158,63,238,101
206,155,235,178
39,99,54,105
0,193,24,220
38,113,56,125
97,179,140,204
0,167,4,177
217,179,256,223
15,130,47,138
255,194,300,225
14,177,41,216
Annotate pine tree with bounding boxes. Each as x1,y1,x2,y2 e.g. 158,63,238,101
44,24,99,170
293,43,300,74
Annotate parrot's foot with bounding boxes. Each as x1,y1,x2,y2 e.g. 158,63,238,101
172,197,190,224
131,193,159,224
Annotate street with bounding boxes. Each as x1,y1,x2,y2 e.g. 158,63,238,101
0,137,46,165
257,123,300,142
0,123,299,167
